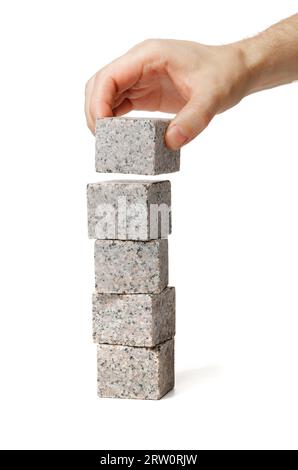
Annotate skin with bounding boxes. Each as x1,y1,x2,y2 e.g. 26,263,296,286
85,14,298,150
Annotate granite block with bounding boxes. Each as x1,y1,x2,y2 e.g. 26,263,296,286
94,239,168,293
97,339,174,399
87,180,171,240
95,117,180,175
92,287,175,347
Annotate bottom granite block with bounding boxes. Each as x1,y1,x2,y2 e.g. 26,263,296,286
97,339,174,400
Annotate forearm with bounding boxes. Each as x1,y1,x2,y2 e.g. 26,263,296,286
239,14,298,95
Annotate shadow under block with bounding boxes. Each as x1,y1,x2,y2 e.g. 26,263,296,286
94,239,168,294
95,117,180,175
97,339,174,400
93,287,175,347
87,180,171,240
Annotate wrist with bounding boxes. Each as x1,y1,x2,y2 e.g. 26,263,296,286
236,36,270,95
236,14,298,95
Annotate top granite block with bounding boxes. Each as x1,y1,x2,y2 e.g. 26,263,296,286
95,117,180,175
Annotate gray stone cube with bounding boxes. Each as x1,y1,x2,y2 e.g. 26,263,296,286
87,180,171,240
97,339,174,399
92,287,175,347
95,117,180,175
94,239,168,293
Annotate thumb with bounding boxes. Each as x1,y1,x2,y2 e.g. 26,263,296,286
165,94,217,150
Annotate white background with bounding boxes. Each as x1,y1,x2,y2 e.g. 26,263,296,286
0,0,297,450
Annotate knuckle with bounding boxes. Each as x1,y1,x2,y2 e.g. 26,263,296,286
146,38,162,49
94,70,102,83
137,38,162,51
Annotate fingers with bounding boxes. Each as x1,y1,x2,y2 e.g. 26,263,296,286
86,53,143,133
85,40,168,133
165,91,218,149
113,98,133,116
85,73,116,133
90,74,117,120
85,75,96,133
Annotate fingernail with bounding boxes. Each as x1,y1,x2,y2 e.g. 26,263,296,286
166,125,188,150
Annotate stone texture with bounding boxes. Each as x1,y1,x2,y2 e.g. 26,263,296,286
97,339,174,399
94,239,168,293
87,180,171,240
95,117,180,175
92,287,175,347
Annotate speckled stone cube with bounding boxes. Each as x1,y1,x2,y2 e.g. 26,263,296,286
94,239,168,293
95,117,180,175
92,287,175,347
97,339,174,399
87,180,171,240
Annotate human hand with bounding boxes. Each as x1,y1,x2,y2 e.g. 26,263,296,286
85,39,251,149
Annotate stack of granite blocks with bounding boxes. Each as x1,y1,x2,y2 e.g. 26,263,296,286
87,117,180,400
